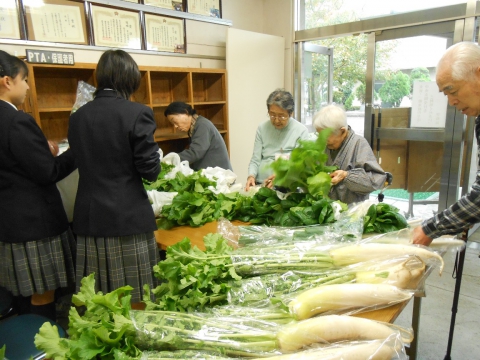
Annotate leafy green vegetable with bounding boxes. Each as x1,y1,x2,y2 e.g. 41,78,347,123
363,203,408,234
34,274,142,360
270,129,337,195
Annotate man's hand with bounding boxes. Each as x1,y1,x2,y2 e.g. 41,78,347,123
412,226,433,246
330,170,348,186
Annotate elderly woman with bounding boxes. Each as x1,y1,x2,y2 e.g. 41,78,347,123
245,89,309,190
313,104,386,204
165,101,232,171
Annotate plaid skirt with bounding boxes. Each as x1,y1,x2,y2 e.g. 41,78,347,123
0,229,76,297
76,232,160,303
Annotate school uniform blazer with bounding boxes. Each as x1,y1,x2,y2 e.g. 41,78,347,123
68,90,161,237
0,100,76,243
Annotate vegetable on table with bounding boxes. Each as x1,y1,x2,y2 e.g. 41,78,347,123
355,255,426,290
329,243,445,274
288,283,413,321
276,315,412,353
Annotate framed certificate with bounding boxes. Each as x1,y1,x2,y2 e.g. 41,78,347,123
0,0,21,40
24,0,88,44
91,5,141,49
187,0,221,18
144,0,184,11
145,14,185,53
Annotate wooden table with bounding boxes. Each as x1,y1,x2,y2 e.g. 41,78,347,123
155,220,420,358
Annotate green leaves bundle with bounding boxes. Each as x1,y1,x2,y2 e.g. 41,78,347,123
270,129,337,196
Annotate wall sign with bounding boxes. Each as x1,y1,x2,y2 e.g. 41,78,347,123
26,49,75,65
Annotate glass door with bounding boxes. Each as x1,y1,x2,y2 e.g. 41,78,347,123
294,42,333,128
366,19,477,218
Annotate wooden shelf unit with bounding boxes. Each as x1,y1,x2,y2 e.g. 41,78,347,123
24,63,229,155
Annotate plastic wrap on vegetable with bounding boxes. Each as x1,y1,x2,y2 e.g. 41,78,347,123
329,242,445,275
230,241,335,276
206,305,293,325
363,228,466,253
131,309,280,357
140,350,232,359
277,315,412,353
271,330,408,359
71,80,95,114
227,269,356,308
287,283,413,320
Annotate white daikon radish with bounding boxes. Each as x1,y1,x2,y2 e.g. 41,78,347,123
330,243,444,274
288,283,413,320
252,340,395,359
355,255,426,289
276,315,406,352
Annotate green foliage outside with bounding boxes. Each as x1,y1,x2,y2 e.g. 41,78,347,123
378,72,411,107
409,67,431,91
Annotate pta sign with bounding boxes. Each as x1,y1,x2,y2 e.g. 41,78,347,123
26,50,75,65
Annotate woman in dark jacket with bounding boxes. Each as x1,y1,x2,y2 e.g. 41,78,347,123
0,50,76,321
68,50,161,307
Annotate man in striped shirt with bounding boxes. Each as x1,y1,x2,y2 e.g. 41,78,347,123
413,41,480,246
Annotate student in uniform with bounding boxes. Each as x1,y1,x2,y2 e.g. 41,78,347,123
68,49,161,308
0,50,77,321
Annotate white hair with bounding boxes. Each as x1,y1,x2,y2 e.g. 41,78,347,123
313,104,347,132
438,41,480,80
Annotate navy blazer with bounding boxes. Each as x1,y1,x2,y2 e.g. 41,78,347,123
68,90,160,237
0,100,76,243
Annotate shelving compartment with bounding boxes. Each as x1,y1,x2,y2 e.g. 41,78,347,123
150,71,189,105
194,104,227,131
32,67,95,110
192,72,225,103
39,111,71,142
131,71,150,104
157,138,190,155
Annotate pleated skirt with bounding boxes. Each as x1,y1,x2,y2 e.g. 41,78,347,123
75,232,160,303
0,229,76,297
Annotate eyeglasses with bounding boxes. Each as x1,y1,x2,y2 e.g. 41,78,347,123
268,113,289,121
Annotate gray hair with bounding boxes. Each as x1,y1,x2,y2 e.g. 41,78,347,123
438,41,480,80
266,89,294,114
313,104,347,132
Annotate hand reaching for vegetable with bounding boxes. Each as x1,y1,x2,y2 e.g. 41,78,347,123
263,174,275,188
330,170,348,185
245,175,256,191
412,226,433,246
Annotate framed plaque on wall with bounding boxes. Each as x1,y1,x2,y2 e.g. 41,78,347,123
144,0,184,11
0,0,21,40
24,0,88,44
187,0,220,18
91,5,142,49
145,14,185,53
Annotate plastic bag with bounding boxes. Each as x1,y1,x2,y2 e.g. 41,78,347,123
71,80,96,114
147,190,178,216
162,152,194,179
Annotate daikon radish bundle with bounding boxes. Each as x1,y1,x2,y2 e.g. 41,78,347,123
276,315,411,352
330,243,444,274
355,255,426,289
288,283,413,320
253,340,397,359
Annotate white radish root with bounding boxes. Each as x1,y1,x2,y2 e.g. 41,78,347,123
355,255,426,289
253,340,395,359
329,243,444,275
288,283,413,320
276,315,406,352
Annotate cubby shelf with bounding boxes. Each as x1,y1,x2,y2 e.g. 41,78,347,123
23,62,229,156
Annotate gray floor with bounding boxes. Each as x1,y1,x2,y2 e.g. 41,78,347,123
393,230,480,359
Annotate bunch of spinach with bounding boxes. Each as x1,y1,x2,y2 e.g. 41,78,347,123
270,129,337,196
34,274,141,360
363,203,408,234
233,187,345,227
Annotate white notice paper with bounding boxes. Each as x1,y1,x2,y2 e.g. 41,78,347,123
410,81,448,128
